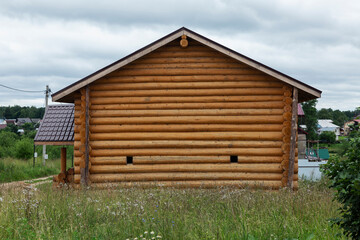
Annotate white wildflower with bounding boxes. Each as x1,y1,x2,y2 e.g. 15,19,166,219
150,231,155,235
0,197,3,202
156,235,162,239
144,231,148,234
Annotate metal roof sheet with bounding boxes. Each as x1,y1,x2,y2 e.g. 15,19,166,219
34,104,74,145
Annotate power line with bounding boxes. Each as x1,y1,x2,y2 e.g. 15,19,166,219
0,83,45,93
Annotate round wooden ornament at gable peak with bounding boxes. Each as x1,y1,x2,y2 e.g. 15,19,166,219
180,35,188,48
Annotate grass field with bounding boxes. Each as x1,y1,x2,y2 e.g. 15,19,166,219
0,180,345,239
0,158,72,183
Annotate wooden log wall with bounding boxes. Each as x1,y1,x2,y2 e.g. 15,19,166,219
72,38,298,189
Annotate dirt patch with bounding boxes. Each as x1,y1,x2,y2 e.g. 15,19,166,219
0,176,52,190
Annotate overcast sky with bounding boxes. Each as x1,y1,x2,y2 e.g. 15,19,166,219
0,0,359,110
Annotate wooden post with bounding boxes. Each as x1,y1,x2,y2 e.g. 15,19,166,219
287,87,298,188
80,85,90,187
60,147,67,173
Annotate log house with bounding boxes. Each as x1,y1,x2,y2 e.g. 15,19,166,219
51,27,321,189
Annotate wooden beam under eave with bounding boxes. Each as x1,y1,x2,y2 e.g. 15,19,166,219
287,87,298,189
34,141,74,146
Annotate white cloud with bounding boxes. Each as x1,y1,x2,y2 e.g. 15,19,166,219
0,0,359,111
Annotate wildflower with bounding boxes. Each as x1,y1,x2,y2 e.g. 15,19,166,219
156,235,162,238
144,231,148,234
0,197,3,202
150,231,155,235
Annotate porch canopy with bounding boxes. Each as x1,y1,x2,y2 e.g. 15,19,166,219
34,104,74,146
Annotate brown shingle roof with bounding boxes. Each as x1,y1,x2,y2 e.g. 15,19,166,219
34,104,74,145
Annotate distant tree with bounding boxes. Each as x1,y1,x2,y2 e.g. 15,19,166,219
14,138,33,159
332,110,349,127
3,124,19,135
0,105,45,119
301,100,318,140
319,131,336,143
317,108,333,119
3,107,12,119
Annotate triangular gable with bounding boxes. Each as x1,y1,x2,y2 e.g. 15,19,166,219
52,27,321,103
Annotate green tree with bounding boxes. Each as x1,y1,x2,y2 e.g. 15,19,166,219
0,131,18,157
321,138,360,239
14,138,33,159
332,110,349,127
3,124,19,135
301,100,318,140
317,108,333,120
319,131,336,143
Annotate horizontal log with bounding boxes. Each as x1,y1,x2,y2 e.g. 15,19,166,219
88,140,283,149
89,131,283,141
73,179,285,189
90,101,285,110
133,156,283,164
90,88,284,98
91,81,283,91
90,163,284,174
113,68,262,76
90,95,284,105
90,115,284,125
88,124,283,133
100,74,276,83
125,62,246,69
89,172,286,182
76,155,289,165
90,148,283,157
154,45,213,51
133,56,240,64
132,50,233,58
133,155,229,164
90,109,284,117
75,156,127,166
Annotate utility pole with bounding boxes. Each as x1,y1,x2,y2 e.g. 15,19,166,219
43,85,50,166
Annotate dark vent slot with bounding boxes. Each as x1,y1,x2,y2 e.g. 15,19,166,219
230,155,238,163
127,156,133,164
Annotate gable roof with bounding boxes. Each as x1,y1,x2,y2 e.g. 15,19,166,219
34,104,74,145
318,119,340,129
52,27,321,103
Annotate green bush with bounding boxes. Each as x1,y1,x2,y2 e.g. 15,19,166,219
319,131,336,143
0,131,18,157
14,138,33,160
321,138,360,239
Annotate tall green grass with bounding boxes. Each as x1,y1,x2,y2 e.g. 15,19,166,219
0,180,345,239
0,158,72,183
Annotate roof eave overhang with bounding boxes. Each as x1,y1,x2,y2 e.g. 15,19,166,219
52,27,321,102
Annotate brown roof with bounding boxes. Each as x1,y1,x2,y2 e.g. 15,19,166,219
52,27,321,103
34,104,74,145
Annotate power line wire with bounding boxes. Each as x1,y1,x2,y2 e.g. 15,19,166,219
0,83,45,93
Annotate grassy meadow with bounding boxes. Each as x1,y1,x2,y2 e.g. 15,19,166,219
0,158,73,183
0,180,345,240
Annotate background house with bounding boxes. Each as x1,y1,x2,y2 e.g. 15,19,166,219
318,119,340,140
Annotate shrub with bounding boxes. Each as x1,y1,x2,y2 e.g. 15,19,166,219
319,131,336,143
0,131,18,157
14,138,33,160
321,138,360,239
